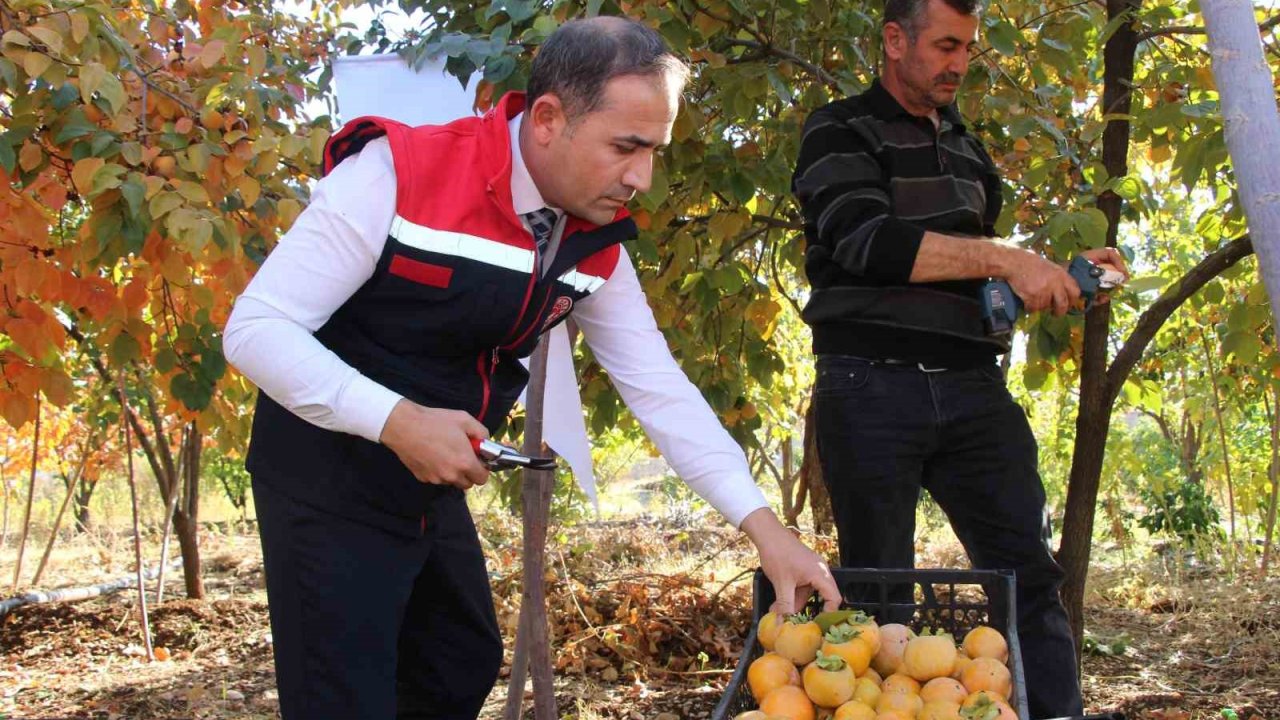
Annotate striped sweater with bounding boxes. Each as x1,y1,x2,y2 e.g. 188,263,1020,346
792,79,1008,365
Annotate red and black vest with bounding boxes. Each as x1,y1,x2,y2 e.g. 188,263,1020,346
246,92,636,534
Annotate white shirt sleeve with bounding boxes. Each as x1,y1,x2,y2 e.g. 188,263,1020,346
222,137,404,443
572,250,770,528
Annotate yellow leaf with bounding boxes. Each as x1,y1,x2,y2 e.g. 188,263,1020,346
79,61,105,103
28,26,64,55
308,128,330,165
23,51,52,79
174,179,210,205
18,142,42,172
234,175,260,207
71,13,90,44
1147,143,1171,163
148,191,184,219
1195,65,1216,91
143,175,166,199
277,198,302,228
71,157,105,193
2,30,30,47
246,44,266,77
198,39,226,69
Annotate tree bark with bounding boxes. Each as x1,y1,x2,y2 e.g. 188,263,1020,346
505,336,557,720
66,326,204,599
1262,383,1279,577
1201,0,1280,330
10,396,40,592
119,370,154,660
1059,234,1256,657
73,474,94,534
1198,331,1237,547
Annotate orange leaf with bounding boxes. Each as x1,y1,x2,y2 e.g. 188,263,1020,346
0,391,36,429
12,257,45,296
71,157,105,194
40,369,73,406
122,277,150,314
175,116,194,135
6,318,49,359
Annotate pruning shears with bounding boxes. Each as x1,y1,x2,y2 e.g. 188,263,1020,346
471,438,557,471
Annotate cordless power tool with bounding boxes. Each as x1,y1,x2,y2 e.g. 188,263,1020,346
981,256,1127,338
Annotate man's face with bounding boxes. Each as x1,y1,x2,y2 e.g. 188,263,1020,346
886,0,979,110
528,74,676,225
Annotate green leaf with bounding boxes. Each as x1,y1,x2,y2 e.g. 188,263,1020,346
79,61,106,102
1073,208,1109,247
155,348,179,374
120,141,143,166
728,172,754,204
175,181,210,205
0,138,14,174
54,109,97,144
97,73,126,114
109,332,142,365
0,58,16,88
149,191,184,219
120,175,145,217
813,610,855,632
1125,276,1168,294
987,20,1019,56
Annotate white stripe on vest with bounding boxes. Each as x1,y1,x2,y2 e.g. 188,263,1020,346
389,215,606,293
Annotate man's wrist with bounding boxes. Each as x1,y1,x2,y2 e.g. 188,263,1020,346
739,507,788,548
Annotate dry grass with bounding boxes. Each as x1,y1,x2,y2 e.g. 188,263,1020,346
0,519,1276,720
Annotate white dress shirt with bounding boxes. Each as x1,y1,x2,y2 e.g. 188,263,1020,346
223,115,768,527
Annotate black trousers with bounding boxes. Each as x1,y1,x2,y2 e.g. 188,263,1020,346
252,478,502,719
813,354,1083,720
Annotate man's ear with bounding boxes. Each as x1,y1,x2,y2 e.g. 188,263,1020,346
883,22,908,61
527,93,566,146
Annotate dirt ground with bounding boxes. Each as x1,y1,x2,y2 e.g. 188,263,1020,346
1,520,1276,720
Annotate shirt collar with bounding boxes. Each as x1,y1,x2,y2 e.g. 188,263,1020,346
508,113,563,219
866,78,967,132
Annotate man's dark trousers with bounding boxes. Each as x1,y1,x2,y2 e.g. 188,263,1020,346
252,479,502,719
813,354,1083,719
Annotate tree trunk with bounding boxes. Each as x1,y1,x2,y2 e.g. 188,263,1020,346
1262,383,1279,577
800,390,834,537
73,475,94,534
173,425,204,599
504,336,556,720
1056,0,1140,663
1199,330,1237,549
1201,0,1280,330
11,397,41,592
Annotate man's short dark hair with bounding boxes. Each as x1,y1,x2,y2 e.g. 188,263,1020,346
527,16,690,123
884,0,981,40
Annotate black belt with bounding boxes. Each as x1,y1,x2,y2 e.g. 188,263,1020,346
822,354,989,373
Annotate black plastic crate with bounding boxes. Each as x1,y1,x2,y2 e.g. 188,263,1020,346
711,568,1031,720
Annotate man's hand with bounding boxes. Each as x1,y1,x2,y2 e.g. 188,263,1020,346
1003,248,1081,316
1078,247,1130,306
740,508,842,615
379,399,491,490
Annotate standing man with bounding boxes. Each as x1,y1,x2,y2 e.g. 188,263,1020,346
225,16,839,720
791,0,1125,717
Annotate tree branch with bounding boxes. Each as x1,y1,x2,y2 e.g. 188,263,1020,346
1137,13,1279,42
1105,236,1255,405
723,39,839,88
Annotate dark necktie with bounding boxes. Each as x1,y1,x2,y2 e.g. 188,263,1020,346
524,207,558,272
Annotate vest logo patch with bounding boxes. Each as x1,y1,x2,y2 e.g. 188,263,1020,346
543,296,574,330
